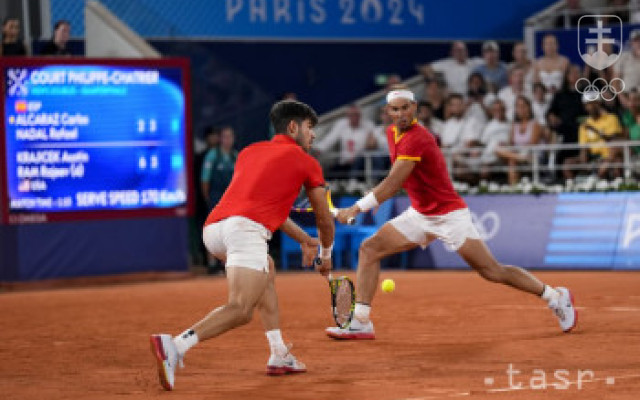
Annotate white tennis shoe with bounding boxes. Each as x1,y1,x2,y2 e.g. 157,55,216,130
325,318,375,340
266,344,307,375
150,334,183,390
548,287,578,333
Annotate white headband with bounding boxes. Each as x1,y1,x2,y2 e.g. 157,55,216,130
386,89,415,103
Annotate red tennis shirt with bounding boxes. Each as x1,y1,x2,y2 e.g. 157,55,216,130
205,134,325,232
387,121,466,215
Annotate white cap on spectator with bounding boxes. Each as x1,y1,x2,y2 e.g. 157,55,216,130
482,40,499,52
630,29,640,40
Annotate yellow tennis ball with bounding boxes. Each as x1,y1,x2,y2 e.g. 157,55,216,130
381,279,395,293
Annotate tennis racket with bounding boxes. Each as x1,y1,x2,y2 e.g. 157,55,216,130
326,272,356,329
291,187,355,224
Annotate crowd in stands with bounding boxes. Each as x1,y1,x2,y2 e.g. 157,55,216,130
1,16,73,57
316,26,640,186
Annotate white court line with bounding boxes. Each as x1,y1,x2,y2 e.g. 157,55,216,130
395,373,640,400
487,305,640,312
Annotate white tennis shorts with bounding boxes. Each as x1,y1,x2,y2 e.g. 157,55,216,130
202,216,272,273
390,207,480,251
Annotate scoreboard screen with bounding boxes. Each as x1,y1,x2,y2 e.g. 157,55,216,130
0,58,192,224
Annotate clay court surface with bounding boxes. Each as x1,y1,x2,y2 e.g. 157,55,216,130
2,270,639,400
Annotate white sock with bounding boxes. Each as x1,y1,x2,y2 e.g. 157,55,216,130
354,303,371,322
173,329,198,356
540,285,560,304
265,329,287,355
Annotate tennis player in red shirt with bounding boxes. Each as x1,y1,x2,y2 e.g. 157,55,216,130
150,100,335,390
329,86,577,339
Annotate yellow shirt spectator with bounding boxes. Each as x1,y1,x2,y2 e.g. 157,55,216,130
578,113,622,159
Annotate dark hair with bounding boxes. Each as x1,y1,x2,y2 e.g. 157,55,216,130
467,72,487,97
3,17,19,26
269,100,318,134
514,95,533,122
417,100,433,111
533,82,546,93
203,125,222,138
54,19,70,31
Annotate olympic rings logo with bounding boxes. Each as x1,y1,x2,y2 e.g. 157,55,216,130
575,77,626,101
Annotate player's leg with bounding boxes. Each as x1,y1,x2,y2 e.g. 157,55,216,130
256,256,306,375
191,266,268,340
327,212,420,340
457,238,544,294
453,217,577,333
356,223,418,305
150,218,271,390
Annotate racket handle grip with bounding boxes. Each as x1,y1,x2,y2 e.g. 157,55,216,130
330,209,356,225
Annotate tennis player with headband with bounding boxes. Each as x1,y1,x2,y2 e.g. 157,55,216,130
150,100,335,390
328,85,577,339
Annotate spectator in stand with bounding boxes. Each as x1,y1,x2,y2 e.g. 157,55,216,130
509,42,534,94
547,64,587,179
608,0,630,23
532,83,551,127
383,74,402,90
2,17,27,56
460,99,511,181
495,96,544,184
192,126,221,267
480,99,512,178
420,41,481,96
40,20,71,56
417,101,444,144
370,105,392,179
565,96,624,179
615,29,640,106
473,41,509,92
583,38,622,115
201,126,237,210
373,105,391,152
313,104,379,180
621,90,640,156
497,67,530,122
422,77,447,120
440,93,484,150
465,72,489,126
554,0,587,28
534,34,569,94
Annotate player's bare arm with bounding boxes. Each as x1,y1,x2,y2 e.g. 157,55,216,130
307,186,335,275
336,159,416,224
280,218,320,266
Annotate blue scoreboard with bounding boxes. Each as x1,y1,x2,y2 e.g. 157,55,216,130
0,58,192,224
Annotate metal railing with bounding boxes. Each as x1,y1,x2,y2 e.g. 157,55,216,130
319,140,640,187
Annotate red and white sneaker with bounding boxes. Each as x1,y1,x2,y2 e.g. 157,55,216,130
150,334,183,390
325,319,375,340
266,345,307,376
549,287,578,333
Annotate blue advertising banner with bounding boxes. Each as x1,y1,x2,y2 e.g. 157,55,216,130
53,0,556,40
403,193,640,270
